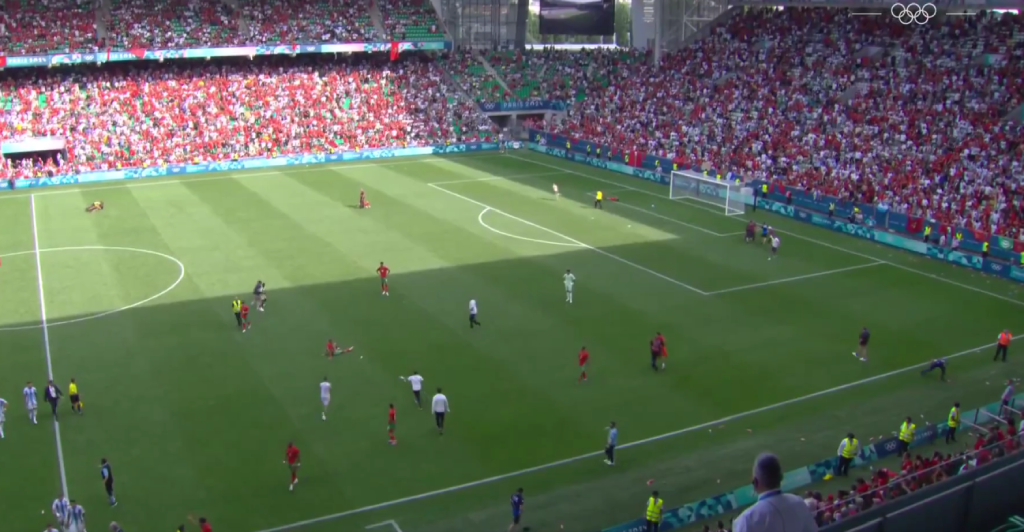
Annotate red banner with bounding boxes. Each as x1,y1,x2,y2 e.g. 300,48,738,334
905,217,923,234
129,48,147,59
0,55,6,69
390,42,400,62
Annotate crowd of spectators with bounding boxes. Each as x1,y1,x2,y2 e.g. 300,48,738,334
803,415,1022,527
239,0,378,45
0,0,97,55
378,0,443,41
486,47,645,103
106,0,239,50
439,50,511,102
532,8,1024,238
0,55,493,180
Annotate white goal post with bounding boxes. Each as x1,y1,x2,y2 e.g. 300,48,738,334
669,170,747,216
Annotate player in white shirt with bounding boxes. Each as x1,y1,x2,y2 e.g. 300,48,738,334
67,501,86,532
52,496,70,530
0,397,7,439
400,371,425,409
319,377,331,421
469,299,481,328
431,388,450,435
552,183,560,200
564,269,576,303
24,381,38,424
769,235,780,260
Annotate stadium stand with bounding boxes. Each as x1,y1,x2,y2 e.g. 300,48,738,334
807,419,1021,527
238,0,377,45
0,0,97,55
487,47,646,103
378,0,444,42
0,56,492,180
106,0,238,49
439,51,511,102
537,8,1024,238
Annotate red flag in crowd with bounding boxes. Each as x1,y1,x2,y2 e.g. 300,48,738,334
390,42,400,62
906,217,924,234
129,48,147,60
0,55,6,69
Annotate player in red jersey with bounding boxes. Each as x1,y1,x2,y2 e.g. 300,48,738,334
578,346,589,383
387,403,397,445
240,303,251,332
359,189,371,209
324,339,354,359
655,332,668,369
376,262,390,296
285,442,300,491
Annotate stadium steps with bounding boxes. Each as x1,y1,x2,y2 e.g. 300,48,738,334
477,51,513,97
369,0,387,40
838,82,870,105
678,5,742,49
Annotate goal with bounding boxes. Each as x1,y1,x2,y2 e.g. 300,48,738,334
669,170,746,216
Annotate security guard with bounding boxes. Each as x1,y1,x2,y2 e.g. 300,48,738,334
672,162,678,172
897,416,916,456
946,402,961,443
825,433,859,479
828,202,835,219
596,146,602,160
644,490,664,532
587,144,592,158
982,241,989,260
232,297,244,328
923,225,932,243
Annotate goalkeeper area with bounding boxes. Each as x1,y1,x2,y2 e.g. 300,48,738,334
0,150,1019,532
670,170,748,216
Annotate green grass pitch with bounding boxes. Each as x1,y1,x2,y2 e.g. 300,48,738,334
0,150,1021,532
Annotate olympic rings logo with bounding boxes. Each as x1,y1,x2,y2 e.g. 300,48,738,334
890,3,937,25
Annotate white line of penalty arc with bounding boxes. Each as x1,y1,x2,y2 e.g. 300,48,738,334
249,340,996,532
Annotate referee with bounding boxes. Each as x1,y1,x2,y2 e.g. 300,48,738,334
431,388,449,435
232,298,243,328
101,458,117,507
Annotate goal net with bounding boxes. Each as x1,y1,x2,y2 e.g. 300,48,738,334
669,170,746,216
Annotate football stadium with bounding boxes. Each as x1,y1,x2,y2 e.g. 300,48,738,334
1,1,1023,532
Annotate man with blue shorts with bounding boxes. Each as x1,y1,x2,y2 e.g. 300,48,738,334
508,487,525,532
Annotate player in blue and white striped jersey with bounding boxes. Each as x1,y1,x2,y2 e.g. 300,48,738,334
52,496,70,530
67,501,86,532
24,381,38,424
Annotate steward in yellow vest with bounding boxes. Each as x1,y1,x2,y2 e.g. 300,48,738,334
946,402,960,443
825,433,859,479
645,491,664,530
897,417,915,456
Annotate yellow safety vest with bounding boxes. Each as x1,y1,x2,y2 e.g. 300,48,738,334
645,497,663,521
566,141,571,149
762,184,768,193
625,154,630,164
924,226,932,236
956,232,963,241
841,438,858,458
899,422,915,443
587,145,592,153
948,407,960,427
232,299,242,313
716,174,722,181
655,160,660,167
672,163,678,171
597,148,602,156
983,242,989,252
829,203,835,211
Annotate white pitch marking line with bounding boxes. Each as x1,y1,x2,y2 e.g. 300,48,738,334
250,340,997,532
478,207,584,248
705,262,886,295
429,183,708,296
0,153,503,202
510,154,1024,307
29,195,70,499
365,520,404,532
428,170,565,186
585,192,726,237
0,246,186,331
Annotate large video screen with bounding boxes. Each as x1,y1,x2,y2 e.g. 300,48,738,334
539,0,615,36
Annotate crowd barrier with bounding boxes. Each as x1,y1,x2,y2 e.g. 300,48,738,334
527,129,1024,264
0,142,499,190
0,41,451,69
600,393,1024,532
526,137,1024,285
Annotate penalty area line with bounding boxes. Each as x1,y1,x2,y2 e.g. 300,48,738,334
705,262,886,295
249,341,995,532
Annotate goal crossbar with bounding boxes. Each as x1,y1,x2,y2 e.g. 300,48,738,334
669,170,746,216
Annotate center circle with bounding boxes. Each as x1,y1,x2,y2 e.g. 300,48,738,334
0,246,185,331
